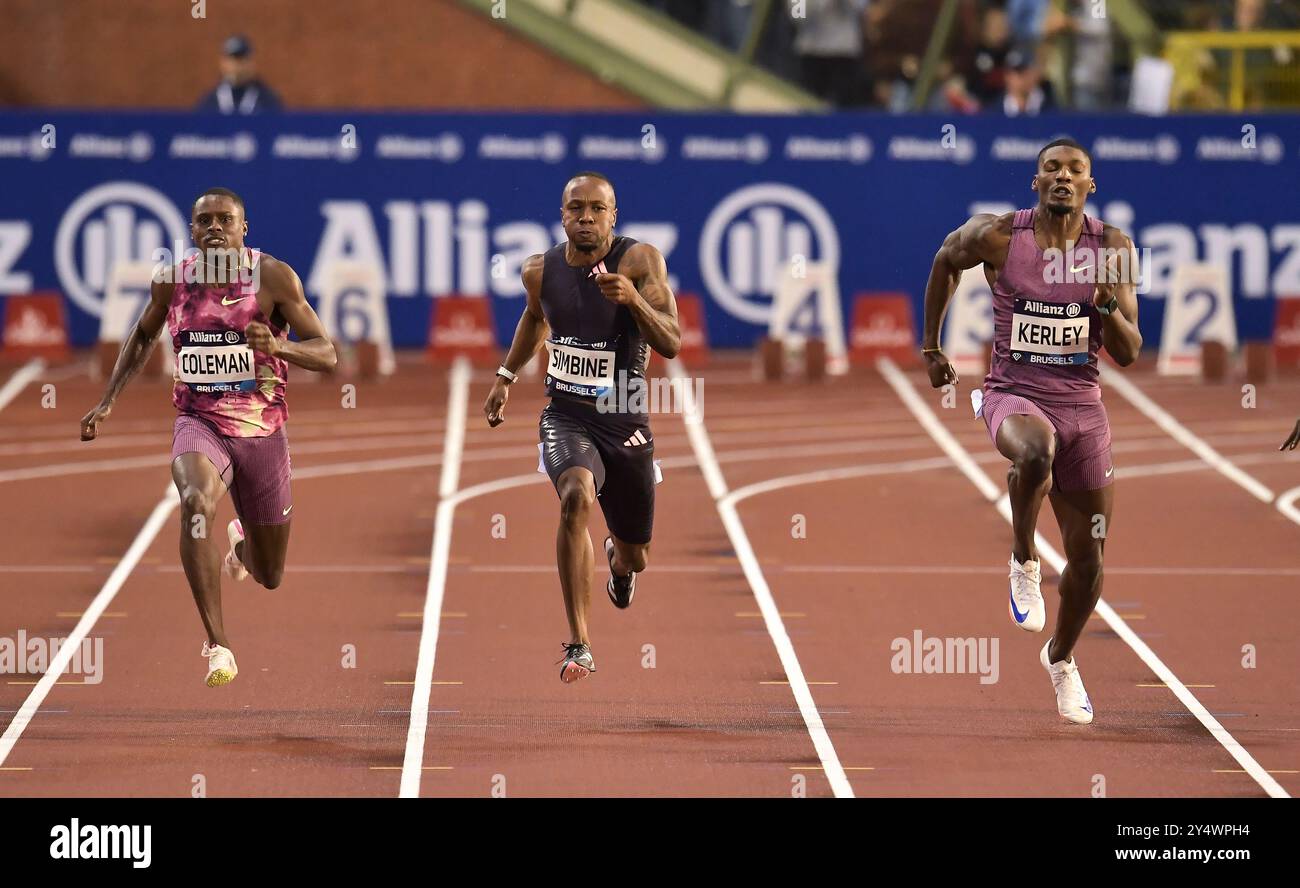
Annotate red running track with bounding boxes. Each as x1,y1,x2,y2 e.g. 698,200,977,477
0,353,1295,797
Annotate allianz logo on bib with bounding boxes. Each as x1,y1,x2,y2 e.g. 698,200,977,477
50,819,151,869
184,331,242,345
1019,299,1077,317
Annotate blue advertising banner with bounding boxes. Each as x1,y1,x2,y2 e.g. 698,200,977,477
1,111,1297,349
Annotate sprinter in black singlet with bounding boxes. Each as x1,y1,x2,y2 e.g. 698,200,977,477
482,172,681,684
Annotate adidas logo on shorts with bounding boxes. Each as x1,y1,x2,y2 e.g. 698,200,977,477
623,430,648,447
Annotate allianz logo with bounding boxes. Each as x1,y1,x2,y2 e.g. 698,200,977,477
783,134,872,164
375,133,464,161
69,131,154,162
681,134,769,163
272,134,360,162
887,134,976,164
169,132,257,162
0,131,53,161
1195,135,1284,164
578,135,666,163
1091,134,1180,163
990,135,1062,161
477,132,567,163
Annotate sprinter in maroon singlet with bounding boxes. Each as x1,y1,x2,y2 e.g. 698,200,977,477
80,187,337,688
921,139,1143,724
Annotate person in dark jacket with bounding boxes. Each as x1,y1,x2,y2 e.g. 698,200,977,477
196,35,281,115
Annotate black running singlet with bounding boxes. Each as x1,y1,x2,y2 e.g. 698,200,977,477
538,236,648,405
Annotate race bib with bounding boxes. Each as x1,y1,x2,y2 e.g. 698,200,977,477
177,330,255,393
1009,299,1090,366
546,338,615,399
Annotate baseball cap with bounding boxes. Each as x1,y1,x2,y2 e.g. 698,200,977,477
222,35,252,58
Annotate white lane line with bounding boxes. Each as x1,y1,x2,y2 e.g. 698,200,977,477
878,357,1289,799
0,359,46,415
1099,365,1277,504
400,357,470,799
0,484,178,768
669,359,854,799
1277,486,1300,527
725,457,955,502
397,471,545,795
0,454,170,483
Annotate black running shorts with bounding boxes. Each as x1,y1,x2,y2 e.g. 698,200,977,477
538,397,656,545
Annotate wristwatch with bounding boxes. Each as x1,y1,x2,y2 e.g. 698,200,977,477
1095,295,1119,316
495,365,518,383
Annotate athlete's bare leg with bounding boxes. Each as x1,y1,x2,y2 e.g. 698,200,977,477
609,537,649,576
172,453,229,648
235,522,290,590
995,414,1056,563
555,466,596,645
1046,484,1113,663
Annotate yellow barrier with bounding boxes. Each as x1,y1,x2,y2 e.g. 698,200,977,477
1164,31,1300,111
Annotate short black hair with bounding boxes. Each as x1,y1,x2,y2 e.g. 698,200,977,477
1037,138,1091,167
564,171,614,201
193,187,245,214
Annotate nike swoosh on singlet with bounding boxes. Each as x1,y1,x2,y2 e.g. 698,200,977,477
1069,264,1093,274
221,295,251,306
282,505,293,516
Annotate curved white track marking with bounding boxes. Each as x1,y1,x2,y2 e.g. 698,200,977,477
0,358,45,414
1098,364,1278,505
1277,485,1300,527
401,356,471,798
668,359,854,799
0,484,178,768
0,454,165,483
878,357,1289,799
0,363,545,774
725,457,957,504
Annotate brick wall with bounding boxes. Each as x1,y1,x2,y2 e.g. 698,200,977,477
0,0,643,109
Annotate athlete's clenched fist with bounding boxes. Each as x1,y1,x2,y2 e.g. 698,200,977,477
80,402,112,441
595,272,637,306
484,378,509,427
244,320,278,357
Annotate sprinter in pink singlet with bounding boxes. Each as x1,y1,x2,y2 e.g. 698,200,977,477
80,188,337,687
920,139,1143,724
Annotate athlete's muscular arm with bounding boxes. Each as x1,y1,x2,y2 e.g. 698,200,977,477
596,243,680,359
246,257,337,373
80,271,172,441
484,253,549,428
922,213,1012,387
1095,226,1142,367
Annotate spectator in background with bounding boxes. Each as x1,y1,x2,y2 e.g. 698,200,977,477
790,0,871,106
1228,0,1300,29
1045,0,1112,110
196,35,281,115
869,0,977,109
704,0,755,53
1006,0,1049,55
967,4,1013,106
999,47,1055,115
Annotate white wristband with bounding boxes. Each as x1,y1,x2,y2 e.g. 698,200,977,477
495,365,518,383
